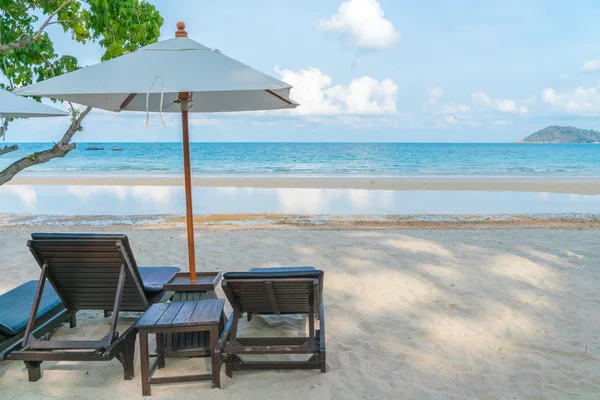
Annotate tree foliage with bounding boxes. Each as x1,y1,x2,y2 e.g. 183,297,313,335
0,0,163,183
522,125,600,144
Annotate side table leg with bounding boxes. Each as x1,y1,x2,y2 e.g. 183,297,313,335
157,333,166,369
140,331,151,396
210,325,221,389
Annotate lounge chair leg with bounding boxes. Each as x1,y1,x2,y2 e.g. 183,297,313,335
24,361,42,382
124,336,136,380
116,334,136,380
104,310,111,318
247,312,252,322
226,358,233,378
70,312,77,328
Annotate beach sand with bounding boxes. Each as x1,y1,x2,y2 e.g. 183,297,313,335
9,176,600,195
1,225,599,399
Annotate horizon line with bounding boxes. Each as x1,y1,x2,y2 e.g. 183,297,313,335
4,141,527,144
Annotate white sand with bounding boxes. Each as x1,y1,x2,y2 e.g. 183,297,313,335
1,227,599,399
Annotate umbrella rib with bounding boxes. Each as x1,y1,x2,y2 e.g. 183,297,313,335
265,89,293,105
120,93,137,110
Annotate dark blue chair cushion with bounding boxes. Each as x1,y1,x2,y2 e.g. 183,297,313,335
0,281,62,337
248,266,317,273
138,266,180,297
228,266,321,279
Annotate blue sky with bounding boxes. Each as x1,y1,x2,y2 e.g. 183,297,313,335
7,0,600,143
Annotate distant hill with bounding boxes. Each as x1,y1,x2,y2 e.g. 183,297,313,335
520,125,600,143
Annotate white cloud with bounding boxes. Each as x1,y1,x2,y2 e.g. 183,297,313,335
444,115,459,125
276,66,397,115
471,91,493,108
426,87,444,105
582,59,600,72
424,90,530,128
440,103,471,114
424,90,472,126
541,88,559,105
471,91,526,114
442,114,481,127
317,0,400,49
275,67,339,115
495,99,517,113
328,76,398,114
541,85,600,115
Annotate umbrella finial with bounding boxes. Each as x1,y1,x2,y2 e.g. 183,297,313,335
176,22,188,38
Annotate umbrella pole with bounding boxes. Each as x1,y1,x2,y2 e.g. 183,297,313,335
179,92,197,283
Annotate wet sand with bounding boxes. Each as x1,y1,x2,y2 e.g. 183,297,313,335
8,176,600,195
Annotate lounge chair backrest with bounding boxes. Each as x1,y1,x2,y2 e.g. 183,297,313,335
222,270,324,315
28,233,148,312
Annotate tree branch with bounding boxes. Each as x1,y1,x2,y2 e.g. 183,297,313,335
0,144,18,156
39,53,56,76
0,106,92,185
0,118,9,141
48,20,75,25
0,0,75,54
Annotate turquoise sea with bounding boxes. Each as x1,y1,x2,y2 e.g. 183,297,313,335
2,142,600,177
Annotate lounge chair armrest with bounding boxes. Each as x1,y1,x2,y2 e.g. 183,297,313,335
157,291,175,303
215,311,234,355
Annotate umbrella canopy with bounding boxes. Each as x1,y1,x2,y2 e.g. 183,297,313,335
0,89,68,118
15,31,297,113
14,22,298,284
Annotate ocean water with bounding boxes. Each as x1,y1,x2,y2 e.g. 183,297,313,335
1,142,599,177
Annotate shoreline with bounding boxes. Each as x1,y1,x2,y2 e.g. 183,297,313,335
7,176,600,194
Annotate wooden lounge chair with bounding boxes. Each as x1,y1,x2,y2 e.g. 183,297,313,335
0,281,70,361
9,233,180,381
216,266,326,376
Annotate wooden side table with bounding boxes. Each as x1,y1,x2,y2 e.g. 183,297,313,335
136,299,225,396
159,272,224,358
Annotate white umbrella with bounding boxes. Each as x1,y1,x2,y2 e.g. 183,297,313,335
16,22,297,283
15,24,297,114
0,89,68,118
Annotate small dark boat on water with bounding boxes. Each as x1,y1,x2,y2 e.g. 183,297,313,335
112,147,124,151
85,144,104,150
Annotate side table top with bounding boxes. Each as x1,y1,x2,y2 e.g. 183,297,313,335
163,272,222,292
137,299,225,329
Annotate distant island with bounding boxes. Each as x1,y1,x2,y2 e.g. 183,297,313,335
519,125,600,143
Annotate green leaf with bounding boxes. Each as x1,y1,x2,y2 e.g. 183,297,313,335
1,0,163,88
